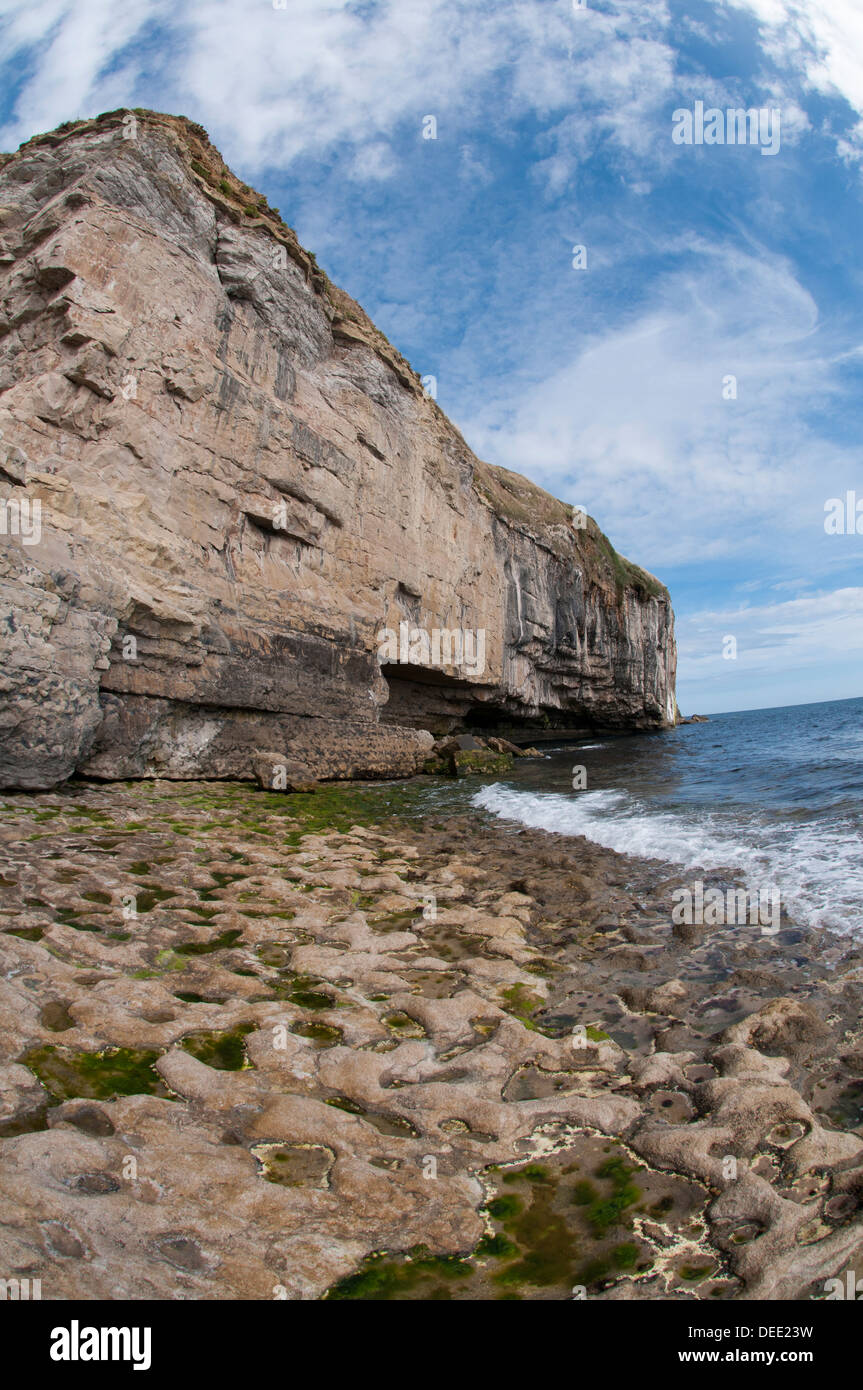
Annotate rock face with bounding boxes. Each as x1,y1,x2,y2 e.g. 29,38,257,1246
2,781,861,1301
0,111,677,791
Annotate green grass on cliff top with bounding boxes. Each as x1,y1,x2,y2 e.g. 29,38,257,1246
473,460,667,602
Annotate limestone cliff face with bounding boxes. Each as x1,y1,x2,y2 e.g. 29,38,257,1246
0,112,677,790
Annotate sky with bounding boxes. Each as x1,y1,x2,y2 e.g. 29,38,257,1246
1,0,861,715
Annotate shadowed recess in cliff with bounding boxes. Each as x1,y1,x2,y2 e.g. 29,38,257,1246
0,109,676,789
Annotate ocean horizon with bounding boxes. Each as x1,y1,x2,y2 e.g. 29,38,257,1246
472,695,863,937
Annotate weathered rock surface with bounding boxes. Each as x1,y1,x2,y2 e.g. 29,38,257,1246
250,751,317,793
0,780,861,1301
0,111,676,791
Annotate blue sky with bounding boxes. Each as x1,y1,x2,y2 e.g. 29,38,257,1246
1,0,862,715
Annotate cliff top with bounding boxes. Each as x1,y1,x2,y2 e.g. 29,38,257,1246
2,107,668,603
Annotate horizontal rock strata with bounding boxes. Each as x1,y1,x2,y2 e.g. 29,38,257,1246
0,111,676,790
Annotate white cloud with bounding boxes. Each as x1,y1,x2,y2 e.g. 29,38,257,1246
726,0,863,121
0,0,676,180
678,586,863,676
456,237,854,569
349,140,398,181
675,584,863,712
0,0,175,138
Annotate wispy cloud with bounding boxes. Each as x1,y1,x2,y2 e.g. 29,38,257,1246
726,0,863,120
0,0,675,177
1,0,861,711
677,585,863,710
456,237,855,570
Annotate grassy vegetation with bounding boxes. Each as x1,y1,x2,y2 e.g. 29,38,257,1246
593,527,668,602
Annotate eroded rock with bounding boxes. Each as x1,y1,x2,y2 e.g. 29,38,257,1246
0,111,676,792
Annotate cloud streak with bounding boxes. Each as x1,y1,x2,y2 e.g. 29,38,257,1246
0,0,675,177
676,585,863,710
1,0,861,711
456,237,854,571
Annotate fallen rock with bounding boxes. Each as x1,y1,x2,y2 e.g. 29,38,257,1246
451,749,513,777
486,736,524,756
251,751,317,793
723,997,829,1054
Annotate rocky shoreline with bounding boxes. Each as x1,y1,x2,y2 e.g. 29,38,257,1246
1,774,862,1300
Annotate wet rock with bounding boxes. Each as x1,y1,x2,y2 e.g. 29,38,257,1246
784,1125,863,1175
40,1220,87,1259
647,1090,696,1123
72,1172,121,1195
724,997,829,1054
50,1103,116,1138
251,752,317,793
485,737,524,756
0,1063,48,1137
0,776,858,1302
152,1235,209,1271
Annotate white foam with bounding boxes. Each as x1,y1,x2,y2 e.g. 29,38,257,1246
473,783,863,935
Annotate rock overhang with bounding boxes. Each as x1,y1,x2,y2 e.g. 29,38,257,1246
0,109,677,789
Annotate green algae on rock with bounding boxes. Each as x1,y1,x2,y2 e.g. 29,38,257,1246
175,929,245,956
288,986,335,1011
178,1024,256,1071
254,1142,334,1189
291,1022,342,1048
23,1045,169,1102
0,776,859,1303
324,1248,473,1301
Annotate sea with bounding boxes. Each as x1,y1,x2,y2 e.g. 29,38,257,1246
471,696,863,937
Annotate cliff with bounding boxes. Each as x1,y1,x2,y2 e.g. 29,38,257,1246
0,111,676,790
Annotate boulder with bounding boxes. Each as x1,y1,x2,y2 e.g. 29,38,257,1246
451,748,514,777
251,751,317,793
